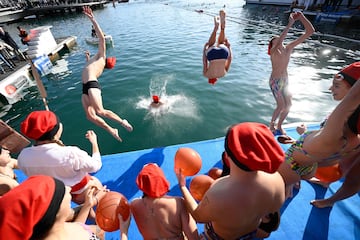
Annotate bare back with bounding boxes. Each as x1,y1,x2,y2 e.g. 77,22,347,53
204,59,227,79
194,172,285,239
131,196,198,240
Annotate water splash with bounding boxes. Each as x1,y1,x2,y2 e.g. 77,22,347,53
135,74,200,121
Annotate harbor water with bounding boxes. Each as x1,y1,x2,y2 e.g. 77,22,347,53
1,0,359,155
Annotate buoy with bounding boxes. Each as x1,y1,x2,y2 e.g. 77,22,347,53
174,147,202,176
314,163,342,183
207,167,222,180
189,174,214,201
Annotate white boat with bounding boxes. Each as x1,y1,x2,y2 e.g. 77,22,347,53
245,0,293,6
0,64,34,106
0,26,76,106
85,35,113,45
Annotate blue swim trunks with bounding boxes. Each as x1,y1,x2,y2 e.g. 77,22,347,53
206,44,229,61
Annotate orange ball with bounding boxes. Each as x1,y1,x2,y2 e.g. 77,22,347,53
314,163,342,183
174,147,202,176
207,167,222,180
95,191,130,232
189,174,214,201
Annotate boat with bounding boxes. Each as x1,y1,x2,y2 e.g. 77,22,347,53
245,0,293,6
12,122,360,239
0,26,76,106
85,35,113,46
0,63,33,106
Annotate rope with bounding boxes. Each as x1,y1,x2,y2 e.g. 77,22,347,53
198,9,360,56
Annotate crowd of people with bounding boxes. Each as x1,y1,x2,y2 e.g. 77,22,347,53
0,5,359,240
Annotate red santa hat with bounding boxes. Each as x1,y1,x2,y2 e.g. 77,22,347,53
136,163,170,198
0,175,65,240
21,110,60,141
225,122,284,173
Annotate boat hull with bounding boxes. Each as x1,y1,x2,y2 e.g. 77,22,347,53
85,35,113,45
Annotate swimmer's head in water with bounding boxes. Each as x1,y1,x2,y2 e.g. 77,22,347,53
152,95,160,103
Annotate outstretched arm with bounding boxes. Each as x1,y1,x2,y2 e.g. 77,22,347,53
287,12,315,50
83,6,106,58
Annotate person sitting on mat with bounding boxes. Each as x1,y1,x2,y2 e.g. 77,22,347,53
131,163,199,240
277,62,360,199
176,122,285,240
0,146,19,196
18,110,106,207
0,175,105,240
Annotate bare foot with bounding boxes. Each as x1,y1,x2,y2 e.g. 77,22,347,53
111,128,122,142
310,199,334,208
269,122,276,133
278,126,286,135
277,135,295,144
85,50,90,61
121,119,133,132
308,177,330,188
219,9,226,29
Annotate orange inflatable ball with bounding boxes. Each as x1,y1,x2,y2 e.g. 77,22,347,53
174,147,202,176
96,191,130,232
314,163,342,183
208,167,222,180
189,174,214,201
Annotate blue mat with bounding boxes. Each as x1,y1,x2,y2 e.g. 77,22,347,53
14,123,360,240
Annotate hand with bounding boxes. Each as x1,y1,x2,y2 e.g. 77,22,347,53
119,213,130,234
288,13,296,25
84,187,98,208
83,6,94,19
296,123,307,135
175,168,186,187
85,130,98,144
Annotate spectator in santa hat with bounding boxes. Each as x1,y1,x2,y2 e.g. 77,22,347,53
0,175,104,240
176,122,285,239
131,163,199,240
18,110,105,206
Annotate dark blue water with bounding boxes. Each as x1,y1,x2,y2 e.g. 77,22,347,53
1,0,359,155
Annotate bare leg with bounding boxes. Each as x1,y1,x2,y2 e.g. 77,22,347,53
218,10,226,44
311,158,360,208
82,95,122,141
207,16,219,47
276,88,292,135
87,90,133,132
270,94,286,134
